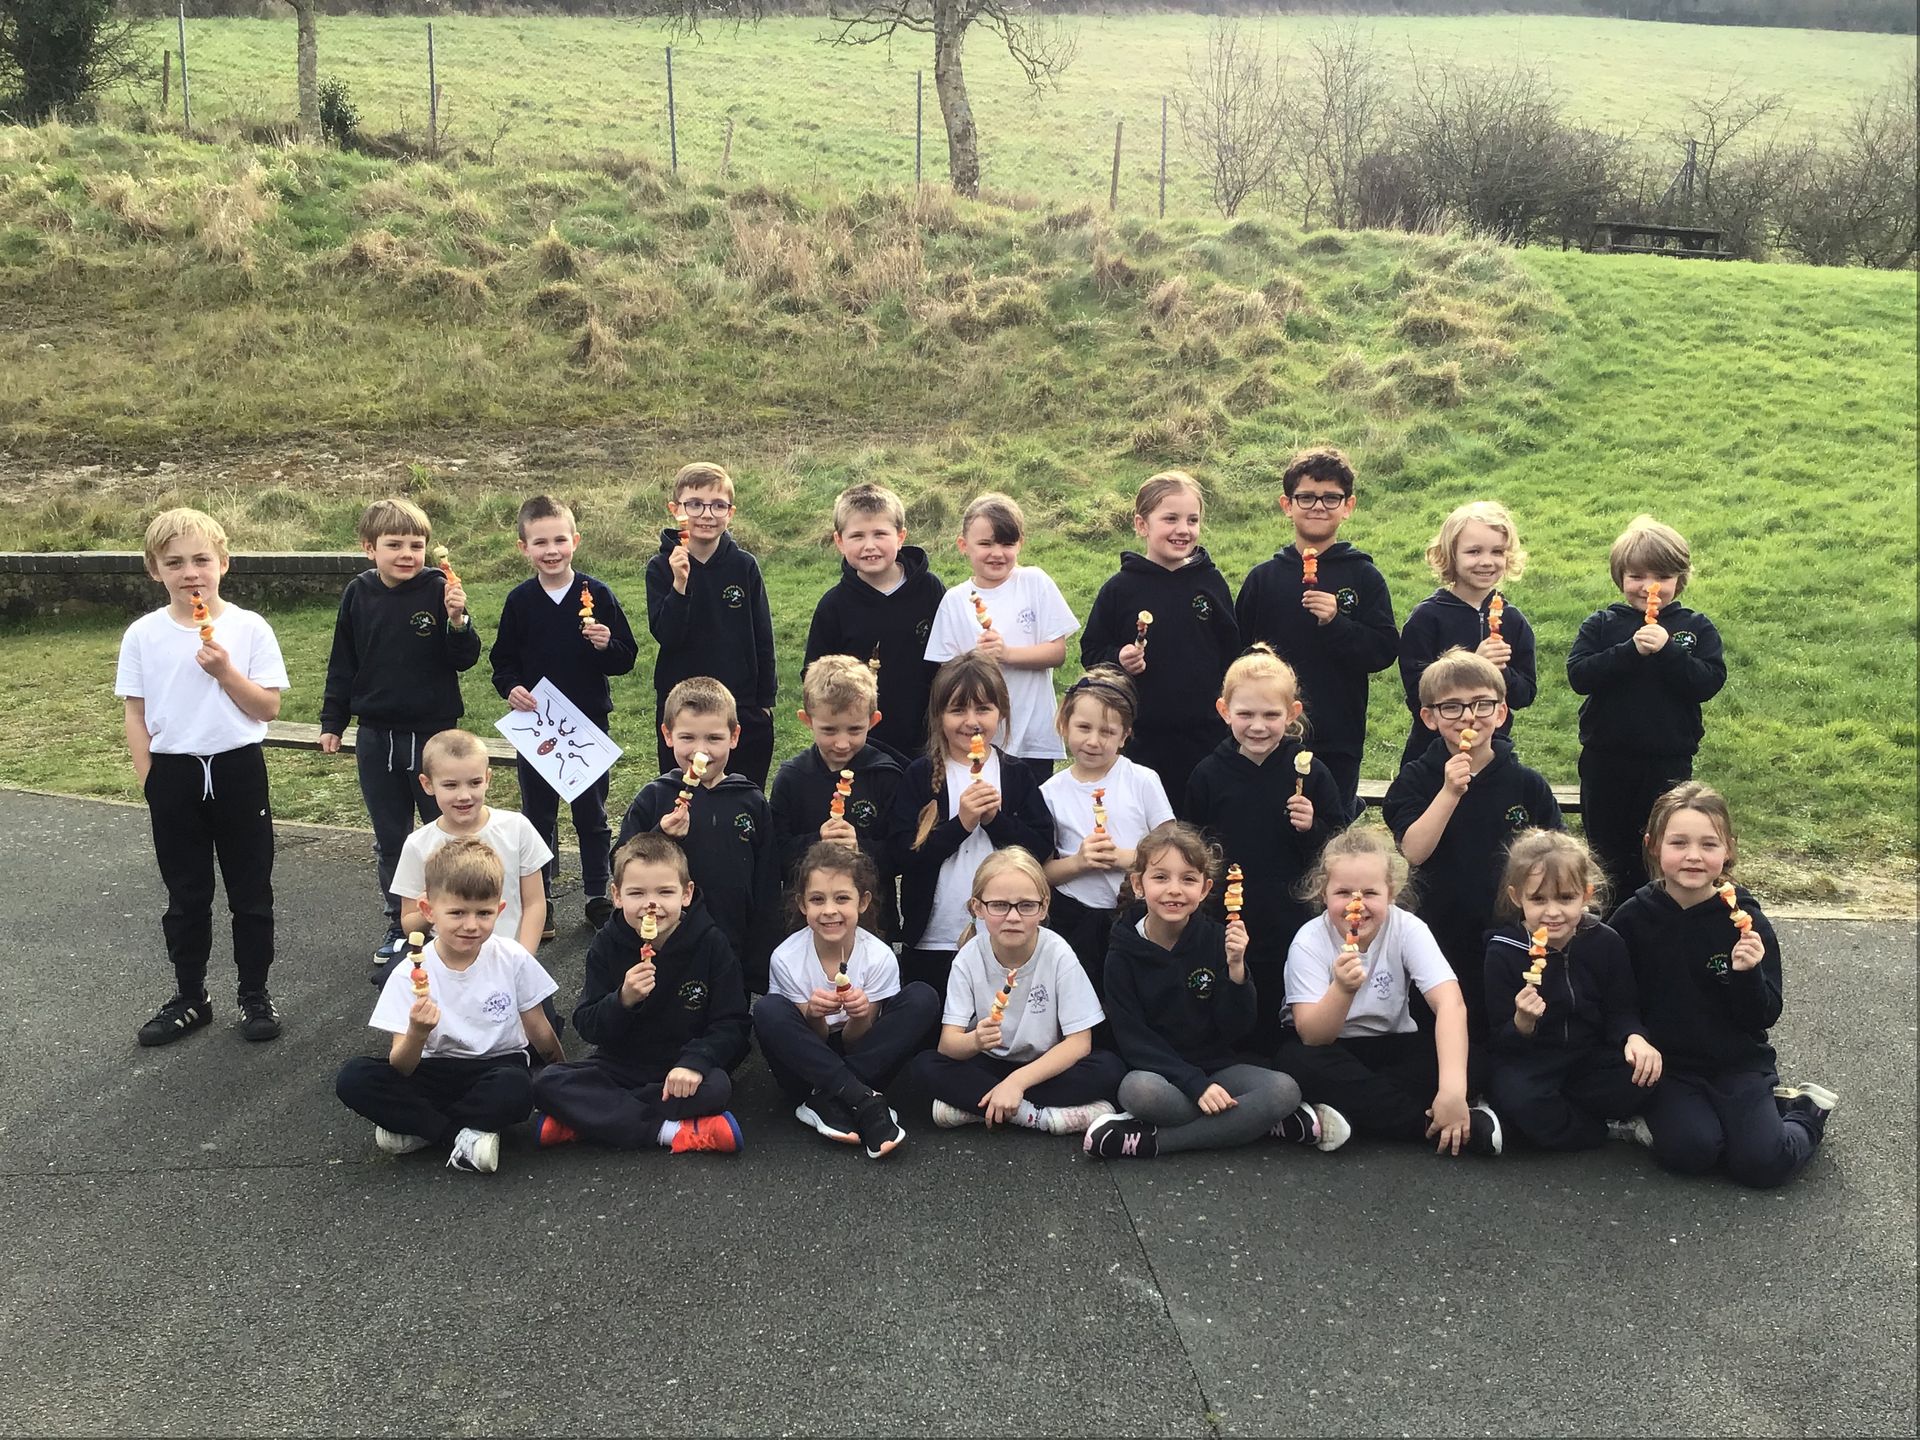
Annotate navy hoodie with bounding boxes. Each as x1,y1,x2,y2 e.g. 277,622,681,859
1081,548,1240,742
1182,735,1342,958
886,750,1054,949
1234,543,1398,762
1397,588,1536,768
570,902,751,1078
1566,601,1726,756
616,770,780,991
489,570,639,720
1382,735,1564,1007
1483,919,1643,1053
1105,909,1259,1099
1609,881,1782,1073
319,568,482,734
768,742,904,934
802,545,946,757
645,529,776,710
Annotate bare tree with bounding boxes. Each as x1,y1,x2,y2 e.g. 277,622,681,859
1291,24,1393,230
282,1,320,142
1657,83,1794,256
1173,19,1291,219
1774,64,1917,268
1659,81,1789,221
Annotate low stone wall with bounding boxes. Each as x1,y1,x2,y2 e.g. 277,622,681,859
0,552,365,620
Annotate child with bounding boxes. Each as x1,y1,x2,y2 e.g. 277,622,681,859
615,677,779,994
529,834,749,1154
752,843,940,1157
646,461,777,787
319,496,482,967
336,840,564,1173
1086,822,1336,1159
1274,827,1497,1155
1233,447,1399,818
1079,470,1240,811
1484,830,1661,1151
923,492,1077,787
1040,667,1174,992
388,730,550,964
886,653,1054,994
1382,648,1562,1044
1610,784,1836,1188
802,482,946,760
490,494,639,931
1397,500,1536,769
769,655,903,937
1567,515,1726,906
904,848,1125,1135
117,508,289,1046
1182,646,1342,1052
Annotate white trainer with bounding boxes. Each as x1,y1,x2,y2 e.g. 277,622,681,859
447,1127,500,1173
374,1127,430,1156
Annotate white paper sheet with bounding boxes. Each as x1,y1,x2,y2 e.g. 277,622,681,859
494,678,621,803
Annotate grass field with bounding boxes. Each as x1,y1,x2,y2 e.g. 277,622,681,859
124,14,1916,218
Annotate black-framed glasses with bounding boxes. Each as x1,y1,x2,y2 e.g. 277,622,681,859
1432,698,1501,720
1289,492,1348,511
980,899,1044,918
680,499,734,516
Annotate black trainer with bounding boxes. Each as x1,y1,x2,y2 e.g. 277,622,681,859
237,989,282,1042
138,992,212,1047
373,924,406,966
852,1092,906,1160
585,896,614,931
1465,1102,1505,1157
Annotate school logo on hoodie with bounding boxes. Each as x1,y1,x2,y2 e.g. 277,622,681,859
733,812,756,841
1672,630,1698,654
850,798,879,828
1186,967,1217,999
1706,952,1731,977
409,610,436,636
1505,805,1531,828
915,618,932,643
722,584,745,609
1336,587,1358,615
1190,593,1214,620
678,979,709,1010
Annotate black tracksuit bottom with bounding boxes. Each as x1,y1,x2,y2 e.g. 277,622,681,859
1487,1046,1645,1150
355,724,444,924
531,1056,734,1149
1579,749,1691,911
1276,1031,1488,1142
335,1054,533,1143
1646,1064,1822,1189
145,746,275,996
751,985,942,1103
517,756,613,902
905,1049,1129,1113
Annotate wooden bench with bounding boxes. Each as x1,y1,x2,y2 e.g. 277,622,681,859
1356,777,1580,814
1588,220,1729,259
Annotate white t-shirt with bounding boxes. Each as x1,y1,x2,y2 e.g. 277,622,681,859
944,928,1103,1064
389,809,553,944
1042,756,1175,910
767,927,902,1030
114,604,289,755
367,934,559,1060
922,750,1001,953
1284,906,1458,1039
925,567,1078,760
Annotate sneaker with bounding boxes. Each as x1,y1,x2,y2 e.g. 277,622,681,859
1773,1081,1839,1114
796,1094,860,1144
585,896,614,931
1781,1094,1832,1137
236,989,282,1042
1042,1099,1118,1136
1083,1112,1158,1159
447,1127,500,1173
852,1093,906,1160
1465,1102,1504,1157
137,992,212,1047
541,919,558,942
1605,1116,1654,1148
670,1112,743,1155
1312,1103,1352,1153
373,924,406,965
531,1111,577,1147
374,1126,431,1156
931,1099,983,1129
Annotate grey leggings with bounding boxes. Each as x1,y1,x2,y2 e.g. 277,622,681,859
1118,1063,1301,1154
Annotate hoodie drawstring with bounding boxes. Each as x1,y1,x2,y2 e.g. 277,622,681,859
195,755,215,801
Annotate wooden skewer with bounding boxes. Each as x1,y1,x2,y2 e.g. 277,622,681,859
1293,749,1313,797
190,589,213,644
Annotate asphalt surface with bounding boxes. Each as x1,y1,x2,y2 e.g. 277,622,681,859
1,788,1913,1438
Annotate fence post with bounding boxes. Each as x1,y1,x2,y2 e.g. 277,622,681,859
1682,137,1697,219
666,47,678,173
1109,120,1123,212
427,23,438,158
1159,96,1167,219
721,116,734,179
161,50,171,113
176,4,192,133
915,70,923,187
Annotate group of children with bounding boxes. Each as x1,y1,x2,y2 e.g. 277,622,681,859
116,448,1834,1189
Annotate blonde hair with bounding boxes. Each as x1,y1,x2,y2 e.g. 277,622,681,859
1134,470,1204,518
912,653,1012,850
142,508,228,573
421,728,490,777
1297,825,1410,905
1643,781,1738,883
612,832,691,887
960,492,1025,545
672,461,735,501
833,482,907,534
1499,829,1606,917
957,846,1050,947
1417,646,1506,707
663,676,738,730
1056,665,1137,735
423,837,504,903
1220,644,1306,740
1425,500,1529,583
1130,820,1221,888
358,497,432,546
1609,514,1691,596
802,654,879,716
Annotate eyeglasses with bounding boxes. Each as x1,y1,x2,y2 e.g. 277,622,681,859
679,499,734,516
1432,698,1501,720
980,899,1043,918
1289,492,1348,511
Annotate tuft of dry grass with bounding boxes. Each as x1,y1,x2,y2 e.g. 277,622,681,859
528,280,592,329
1395,301,1481,345
1128,402,1228,458
1381,354,1467,406
1145,274,1189,323
191,164,274,271
726,211,819,302
412,264,492,317
1194,285,1270,333
1090,245,1138,299
84,176,173,241
533,223,579,279
568,310,627,382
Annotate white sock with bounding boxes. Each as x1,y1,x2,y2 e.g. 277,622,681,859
657,1121,680,1148
1015,1100,1044,1129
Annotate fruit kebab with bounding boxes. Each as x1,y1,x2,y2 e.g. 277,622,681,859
406,931,430,997
1644,582,1662,627
190,590,214,644
676,751,710,810
1301,547,1319,586
1223,864,1245,919
1716,881,1752,933
1135,609,1153,659
577,582,594,633
1091,787,1108,837
1293,749,1314,798
430,545,460,587
639,911,658,965
829,769,854,820
971,591,993,630
1523,926,1549,987
967,733,987,777
988,969,1018,1024
1488,592,1505,635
